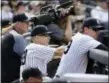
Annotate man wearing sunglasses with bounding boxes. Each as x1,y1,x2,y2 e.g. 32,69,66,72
20,25,65,81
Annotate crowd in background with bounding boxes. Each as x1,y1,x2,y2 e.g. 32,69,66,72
1,0,108,27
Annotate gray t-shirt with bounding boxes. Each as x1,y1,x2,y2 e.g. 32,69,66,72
10,30,27,56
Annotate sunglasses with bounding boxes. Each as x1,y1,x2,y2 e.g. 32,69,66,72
92,28,104,31
89,26,104,31
37,33,49,37
21,20,29,24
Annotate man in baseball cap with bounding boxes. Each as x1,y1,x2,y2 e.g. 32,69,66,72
13,13,30,23
1,13,30,83
12,13,30,34
91,0,108,23
1,13,30,35
31,25,51,36
55,17,107,77
82,17,104,39
20,25,65,81
30,25,51,46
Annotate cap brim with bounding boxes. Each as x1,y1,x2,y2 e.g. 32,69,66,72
40,31,52,35
15,19,30,23
23,17,32,22
92,26,104,30
24,19,30,22
44,32,52,35
47,32,52,34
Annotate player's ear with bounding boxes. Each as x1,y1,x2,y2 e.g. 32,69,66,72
35,36,38,39
31,36,35,42
83,27,89,34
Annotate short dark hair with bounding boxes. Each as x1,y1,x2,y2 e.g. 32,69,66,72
22,68,43,81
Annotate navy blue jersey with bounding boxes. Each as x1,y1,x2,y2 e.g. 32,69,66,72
1,30,27,82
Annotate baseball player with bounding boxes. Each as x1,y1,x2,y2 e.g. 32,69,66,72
20,15,73,81
55,17,108,77
20,25,65,80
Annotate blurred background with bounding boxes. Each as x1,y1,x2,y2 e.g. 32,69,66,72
1,0,108,45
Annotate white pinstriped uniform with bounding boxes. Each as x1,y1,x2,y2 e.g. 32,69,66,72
20,43,56,80
55,32,101,76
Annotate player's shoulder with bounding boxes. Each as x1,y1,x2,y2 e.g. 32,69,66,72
79,33,100,45
10,30,25,41
26,43,48,50
73,32,94,41
82,34,93,39
10,30,22,37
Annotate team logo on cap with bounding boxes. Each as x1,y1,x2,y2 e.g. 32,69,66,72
97,20,100,24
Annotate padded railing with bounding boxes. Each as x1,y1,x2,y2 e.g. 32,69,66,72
61,73,108,82
89,49,108,65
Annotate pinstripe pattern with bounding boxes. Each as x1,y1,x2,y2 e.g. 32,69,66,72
55,32,101,76
20,43,56,80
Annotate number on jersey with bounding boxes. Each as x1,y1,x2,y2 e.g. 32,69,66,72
64,40,72,54
21,49,28,65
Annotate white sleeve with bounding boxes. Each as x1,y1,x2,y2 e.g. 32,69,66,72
81,38,101,54
35,45,56,62
77,36,101,55
88,39,101,49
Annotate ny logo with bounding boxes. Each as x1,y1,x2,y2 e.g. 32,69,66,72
97,20,100,24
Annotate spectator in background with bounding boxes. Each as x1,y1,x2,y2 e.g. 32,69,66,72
1,1,13,21
71,0,85,22
1,13,30,83
73,19,83,33
15,2,26,15
91,0,108,23
28,1,45,15
1,1,13,27
72,0,85,15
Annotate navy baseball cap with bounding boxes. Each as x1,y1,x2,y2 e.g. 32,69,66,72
13,13,29,23
31,25,52,36
82,18,104,31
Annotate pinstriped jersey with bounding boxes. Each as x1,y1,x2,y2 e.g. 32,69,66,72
20,43,56,80
56,32,101,76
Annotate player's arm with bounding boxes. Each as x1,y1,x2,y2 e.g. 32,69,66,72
64,15,73,42
53,46,66,59
95,44,108,51
55,46,65,56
